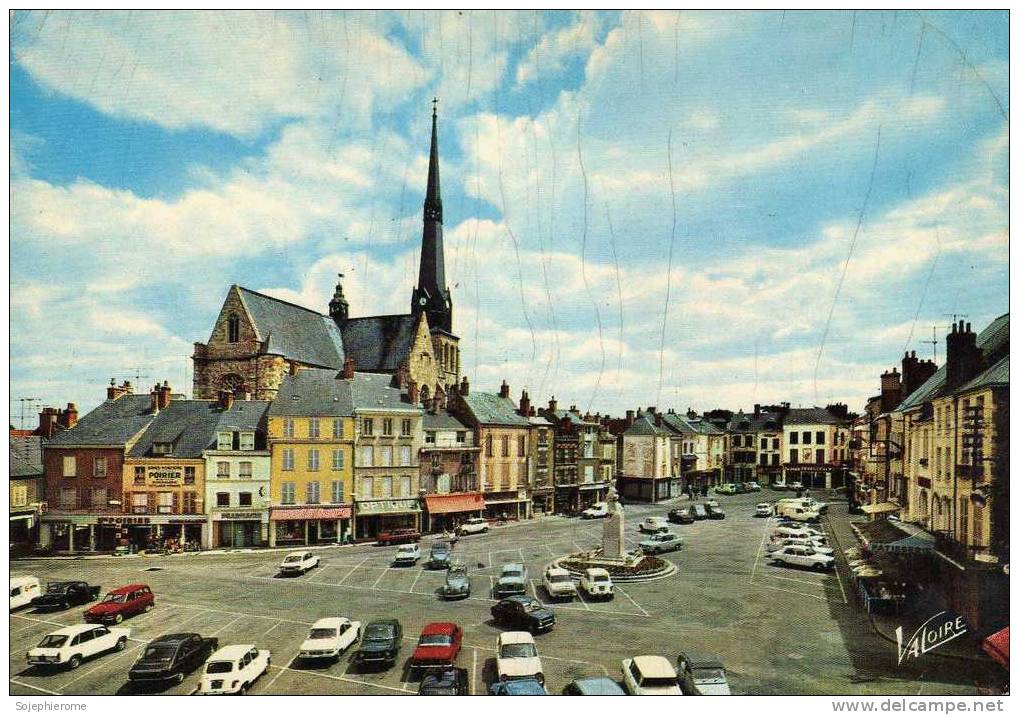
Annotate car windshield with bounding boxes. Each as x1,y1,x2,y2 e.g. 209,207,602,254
693,667,726,682
309,628,337,639
640,676,678,688
205,661,233,674
45,584,70,593
38,634,68,648
547,574,570,583
365,625,394,642
103,593,128,603
398,546,415,553
143,645,176,662
593,575,610,582
284,555,304,563
432,543,449,552
522,600,543,612
419,635,452,647
500,643,537,658
502,569,522,579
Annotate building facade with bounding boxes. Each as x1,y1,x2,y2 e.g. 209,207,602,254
781,407,850,490
620,413,672,502
419,405,483,532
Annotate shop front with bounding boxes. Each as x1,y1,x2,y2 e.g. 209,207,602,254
579,482,609,509
554,485,579,514
354,499,421,540
422,492,484,532
211,509,269,548
10,508,40,552
107,515,207,551
483,490,530,521
530,486,554,516
782,464,846,490
269,505,353,546
39,513,122,553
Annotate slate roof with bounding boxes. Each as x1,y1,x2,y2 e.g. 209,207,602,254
899,313,1009,411
268,369,354,417
624,414,669,436
10,436,43,478
461,392,529,426
129,400,235,459
237,287,345,369
47,395,156,447
340,314,418,372
662,412,724,435
423,409,468,431
349,372,419,413
784,407,843,426
549,409,599,427
958,356,1009,394
215,400,271,433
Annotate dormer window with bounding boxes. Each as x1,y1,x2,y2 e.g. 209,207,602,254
217,432,232,451
239,432,255,451
227,314,240,343
152,442,172,456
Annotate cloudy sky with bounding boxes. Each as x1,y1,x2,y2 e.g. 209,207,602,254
10,10,1009,423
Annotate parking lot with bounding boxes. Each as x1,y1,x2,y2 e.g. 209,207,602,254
10,491,979,695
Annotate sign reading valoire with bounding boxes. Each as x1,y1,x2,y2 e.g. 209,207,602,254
146,467,183,487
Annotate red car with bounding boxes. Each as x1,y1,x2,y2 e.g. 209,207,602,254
410,622,463,669
84,584,155,624
376,528,421,546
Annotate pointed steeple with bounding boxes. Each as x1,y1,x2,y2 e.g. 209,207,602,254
412,99,452,333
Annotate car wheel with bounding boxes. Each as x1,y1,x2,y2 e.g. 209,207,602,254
114,613,124,624
60,601,69,611
144,603,153,613
115,637,127,651
175,672,185,685
482,527,488,533
239,683,248,695
68,655,82,670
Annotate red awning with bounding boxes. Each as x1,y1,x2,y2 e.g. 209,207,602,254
270,506,352,521
423,493,485,515
982,627,1009,670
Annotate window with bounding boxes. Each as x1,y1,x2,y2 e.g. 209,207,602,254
239,432,255,451
309,418,320,439
157,492,174,514
501,437,509,457
332,419,343,439
816,431,825,445
308,449,320,471
331,449,344,471
131,492,146,513
11,484,27,507
760,453,768,465
457,431,466,444
182,492,197,513
802,431,811,445
216,492,230,507
400,475,412,497
485,435,493,457
227,314,240,343
62,456,77,477
92,457,107,478
184,467,195,485
133,466,145,486
518,436,526,456
426,431,436,444
152,442,172,456
283,418,295,438
772,454,779,466
733,435,742,448
789,432,798,445
772,438,779,450
816,449,825,464
238,461,252,477
399,445,412,467
331,481,344,504
237,492,252,506
380,446,393,467
382,418,393,436
306,482,320,504
217,432,232,451
380,476,393,498
362,418,374,436
91,487,107,508
278,481,295,504
360,446,374,467
217,461,230,477
360,477,374,499
431,453,441,469
789,450,798,464
282,448,294,471
437,474,451,493
401,419,411,437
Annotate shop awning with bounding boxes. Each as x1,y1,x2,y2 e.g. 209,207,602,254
857,519,936,554
861,502,901,515
423,493,485,515
270,506,352,521
982,627,1009,670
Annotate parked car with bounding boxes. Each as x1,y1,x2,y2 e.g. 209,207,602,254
427,541,452,570
777,506,821,523
542,566,577,601
676,652,732,695
491,596,556,634
198,644,270,695
128,633,219,686
771,480,788,491
705,504,726,520
355,619,402,668
563,676,626,695
410,622,463,670
715,483,737,495
581,502,609,519
778,497,829,514
788,481,804,491
27,624,129,670
393,543,422,566
10,576,41,610
766,537,833,555
690,504,708,520
579,568,614,600
769,545,834,571
639,532,683,554
734,483,749,494
773,525,825,540
495,564,528,598
33,581,101,611
668,507,694,525
279,551,319,575
490,678,549,695
419,667,470,695
621,655,682,695
638,516,669,534
754,503,773,517
704,499,720,510
376,528,421,545
495,631,544,685
85,584,155,624
456,517,489,536
298,617,361,661
440,563,472,600
746,481,762,492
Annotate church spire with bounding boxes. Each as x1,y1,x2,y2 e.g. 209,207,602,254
412,98,452,333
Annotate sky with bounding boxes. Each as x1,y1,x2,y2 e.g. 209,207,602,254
9,10,1009,425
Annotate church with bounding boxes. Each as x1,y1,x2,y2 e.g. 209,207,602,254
192,104,461,404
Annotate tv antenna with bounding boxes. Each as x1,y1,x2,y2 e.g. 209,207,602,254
944,313,969,324
14,397,40,431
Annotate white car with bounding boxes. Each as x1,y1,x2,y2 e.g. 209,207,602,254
769,545,835,571
638,517,669,534
542,567,577,600
27,624,130,670
10,576,41,610
579,568,614,600
581,502,609,519
766,537,833,555
773,525,825,540
495,631,544,685
279,550,319,575
777,506,821,523
788,481,804,490
754,503,773,518
199,644,270,694
393,543,421,566
457,517,489,535
298,618,361,660
622,655,682,695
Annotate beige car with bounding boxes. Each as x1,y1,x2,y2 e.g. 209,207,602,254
622,655,682,695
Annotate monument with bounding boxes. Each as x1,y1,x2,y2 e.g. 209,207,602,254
602,485,625,560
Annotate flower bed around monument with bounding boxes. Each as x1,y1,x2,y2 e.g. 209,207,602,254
559,554,668,578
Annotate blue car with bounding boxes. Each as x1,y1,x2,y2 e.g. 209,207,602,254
490,678,549,695
563,677,626,695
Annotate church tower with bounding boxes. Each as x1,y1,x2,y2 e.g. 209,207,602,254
411,99,453,334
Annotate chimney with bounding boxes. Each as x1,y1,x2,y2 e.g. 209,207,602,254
218,390,235,411
158,381,172,410
548,396,558,413
753,403,761,417
59,403,78,429
625,409,635,427
647,406,657,415
946,320,982,390
499,380,510,399
654,412,663,427
37,408,58,439
459,376,470,397
518,390,531,417
342,356,355,380
879,368,902,412
150,385,161,415
106,378,133,401
408,379,420,406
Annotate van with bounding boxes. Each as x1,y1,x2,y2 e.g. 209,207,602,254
777,504,821,523
10,576,41,610
777,497,828,514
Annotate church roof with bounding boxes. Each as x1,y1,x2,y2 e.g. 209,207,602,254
341,314,419,372
237,287,345,369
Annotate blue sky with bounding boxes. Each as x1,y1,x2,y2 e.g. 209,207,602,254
9,10,1009,422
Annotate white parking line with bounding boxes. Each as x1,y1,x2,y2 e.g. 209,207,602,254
574,589,593,611
10,679,60,695
756,571,829,588
265,663,409,694
262,620,283,636
305,564,330,583
209,616,244,636
471,647,478,695
371,570,388,589
613,586,650,617
58,642,145,692
749,515,773,583
409,568,425,594
335,557,371,585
